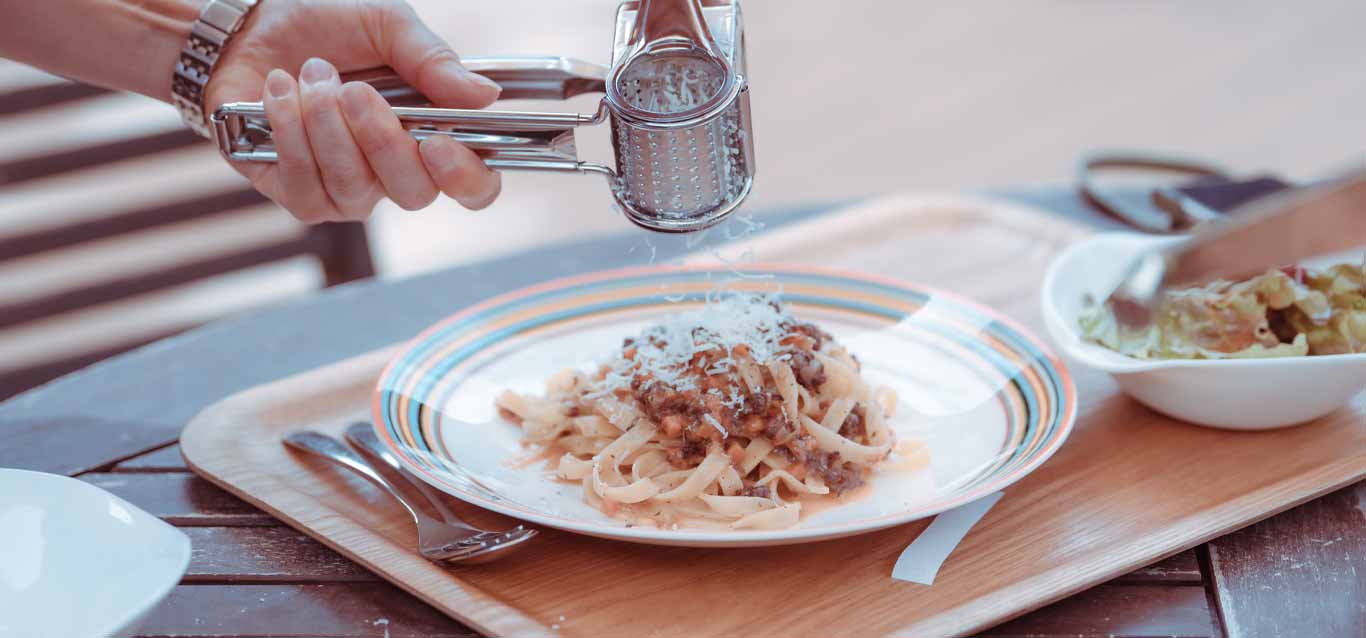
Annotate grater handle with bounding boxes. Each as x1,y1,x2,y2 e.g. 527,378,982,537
210,56,615,175
343,56,609,104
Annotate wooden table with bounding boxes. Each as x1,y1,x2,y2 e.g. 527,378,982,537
1,191,1361,638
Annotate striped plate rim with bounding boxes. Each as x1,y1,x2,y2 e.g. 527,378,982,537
372,264,1077,542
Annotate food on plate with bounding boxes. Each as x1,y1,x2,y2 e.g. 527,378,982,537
1080,263,1366,359
495,293,925,530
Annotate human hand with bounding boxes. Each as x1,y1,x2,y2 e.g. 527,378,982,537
207,0,504,223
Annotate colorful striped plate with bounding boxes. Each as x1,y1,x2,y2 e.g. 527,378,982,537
373,266,1076,547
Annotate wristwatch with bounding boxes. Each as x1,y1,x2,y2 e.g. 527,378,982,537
172,0,261,138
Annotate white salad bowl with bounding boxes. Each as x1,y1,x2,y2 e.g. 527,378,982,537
0,469,192,638
1042,232,1366,430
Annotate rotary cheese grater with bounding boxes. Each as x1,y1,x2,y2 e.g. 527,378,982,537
211,0,754,233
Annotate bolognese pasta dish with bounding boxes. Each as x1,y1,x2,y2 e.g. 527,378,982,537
495,293,924,530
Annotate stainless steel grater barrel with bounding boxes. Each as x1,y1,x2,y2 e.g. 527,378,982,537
211,0,754,233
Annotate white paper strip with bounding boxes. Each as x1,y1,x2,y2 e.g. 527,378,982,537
891,492,1003,585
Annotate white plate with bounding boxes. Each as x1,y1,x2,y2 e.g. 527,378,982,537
0,469,191,638
374,266,1076,547
1042,232,1366,429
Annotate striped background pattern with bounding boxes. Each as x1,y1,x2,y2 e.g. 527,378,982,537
0,61,374,400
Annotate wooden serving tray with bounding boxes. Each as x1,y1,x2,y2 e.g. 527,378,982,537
182,195,1366,638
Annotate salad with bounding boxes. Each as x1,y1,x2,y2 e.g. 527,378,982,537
1079,263,1366,359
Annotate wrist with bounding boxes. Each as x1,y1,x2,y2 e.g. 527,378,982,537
0,0,205,102
133,0,209,102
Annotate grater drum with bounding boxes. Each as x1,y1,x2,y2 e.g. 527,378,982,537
211,0,754,233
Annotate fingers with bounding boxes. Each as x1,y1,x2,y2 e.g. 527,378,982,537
262,58,490,222
419,135,502,210
369,2,501,108
298,58,382,220
338,81,438,211
261,68,340,223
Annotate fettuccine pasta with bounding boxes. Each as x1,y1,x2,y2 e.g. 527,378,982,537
496,294,924,530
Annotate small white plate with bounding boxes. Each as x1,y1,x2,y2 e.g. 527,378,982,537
0,469,191,638
1042,232,1366,429
374,266,1076,547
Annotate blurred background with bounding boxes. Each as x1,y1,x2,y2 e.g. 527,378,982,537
2,0,1364,397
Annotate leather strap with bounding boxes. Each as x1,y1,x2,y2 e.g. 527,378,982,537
1078,150,1293,232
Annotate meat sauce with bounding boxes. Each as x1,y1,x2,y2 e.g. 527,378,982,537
618,319,869,494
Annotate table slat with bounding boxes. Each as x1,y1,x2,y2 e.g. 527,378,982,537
1207,479,1365,638
134,584,475,638
184,527,376,582
112,443,189,472
81,473,276,526
981,585,1219,638
0,416,181,475
1109,550,1202,584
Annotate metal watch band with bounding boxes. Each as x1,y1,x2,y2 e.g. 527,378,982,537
172,0,260,138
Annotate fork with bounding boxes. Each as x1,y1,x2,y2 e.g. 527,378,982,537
343,422,485,525
283,430,535,564
340,423,538,560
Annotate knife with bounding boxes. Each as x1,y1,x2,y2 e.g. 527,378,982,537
1105,165,1366,327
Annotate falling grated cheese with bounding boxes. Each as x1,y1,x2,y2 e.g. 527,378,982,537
685,226,713,249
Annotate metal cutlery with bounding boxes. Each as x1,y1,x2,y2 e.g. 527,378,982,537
343,422,474,528
1103,166,1366,327
282,430,535,564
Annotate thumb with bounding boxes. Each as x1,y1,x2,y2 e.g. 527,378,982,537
375,4,501,108
203,63,270,182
